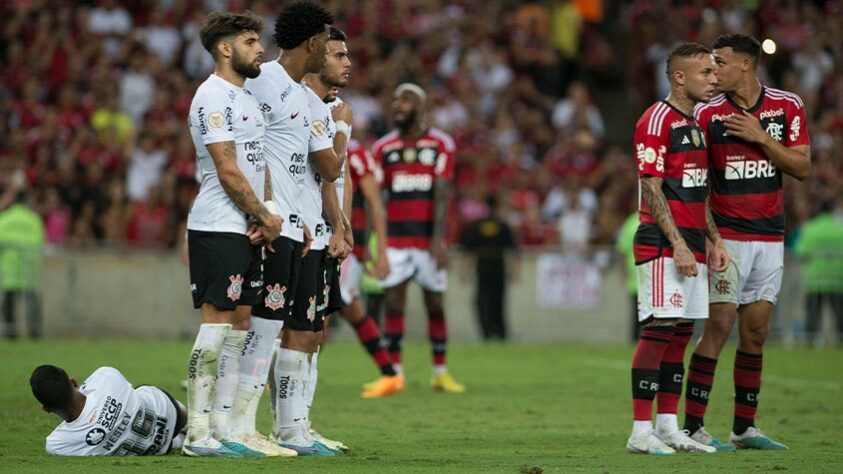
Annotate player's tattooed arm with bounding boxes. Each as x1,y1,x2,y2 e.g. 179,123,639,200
703,196,722,245
207,141,281,240
640,176,697,277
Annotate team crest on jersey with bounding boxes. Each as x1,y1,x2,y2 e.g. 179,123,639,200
765,121,784,142
403,148,417,163
306,296,316,322
86,428,106,446
311,120,326,136
227,274,244,302
208,112,225,128
691,129,701,147
264,284,287,310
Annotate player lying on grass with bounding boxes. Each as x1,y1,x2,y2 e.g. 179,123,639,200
31,365,187,456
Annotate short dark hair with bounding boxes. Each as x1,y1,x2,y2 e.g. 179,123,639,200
329,26,347,42
666,42,712,77
713,34,762,64
273,1,334,50
199,11,264,59
30,365,74,411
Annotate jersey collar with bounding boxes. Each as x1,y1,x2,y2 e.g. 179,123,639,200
726,86,766,113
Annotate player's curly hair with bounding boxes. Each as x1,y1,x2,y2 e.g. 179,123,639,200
329,26,347,42
713,34,762,65
199,11,264,59
273,0,335,50
30,365,73,411
665,42,712,77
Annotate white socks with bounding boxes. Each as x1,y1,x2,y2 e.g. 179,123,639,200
656,413,679,434
433,365,448,377
229,317,284,438
272,347,310,446
211,329,247,440
186,323,230,444
632,420,653,437
304,349,319,429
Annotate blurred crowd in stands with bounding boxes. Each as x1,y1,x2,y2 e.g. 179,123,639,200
0,0,841,252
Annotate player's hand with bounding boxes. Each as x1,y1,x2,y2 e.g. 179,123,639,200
723,110,767,144
302,224,313,257
340,240,352,261
430,237,449,270
259,212,283,244
672,241,698,277
331,102,353,125
708,240,730,272
327,229,345,259
372,248,390,279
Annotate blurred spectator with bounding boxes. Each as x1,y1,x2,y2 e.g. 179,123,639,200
126,131,168,202
0,191,45,339
551,81,604,139
119,51,156,124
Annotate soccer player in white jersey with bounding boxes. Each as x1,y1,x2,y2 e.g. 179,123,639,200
31,365,186,456
184,11,281,458
243,1,345,457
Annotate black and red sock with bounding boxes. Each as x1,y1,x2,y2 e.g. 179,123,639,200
631,326,675,421
384,311,405,366
733,350,762,435
683,352,718,433
353,316,397,377
427,309,447,367
657,321,693,416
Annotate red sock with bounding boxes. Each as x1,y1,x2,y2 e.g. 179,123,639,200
353,316,396,376
384,311,404,365
632,326,675,421
733,350,762,434
657,321,693,415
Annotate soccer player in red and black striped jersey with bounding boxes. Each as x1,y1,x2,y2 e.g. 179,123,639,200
626,43,728,455
684,34,810,451
371,83,465,393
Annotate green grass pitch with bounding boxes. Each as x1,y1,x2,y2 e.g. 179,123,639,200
2,339,841,472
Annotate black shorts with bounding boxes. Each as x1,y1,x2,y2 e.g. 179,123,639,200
252,236,302,321
318,257,343,318
188,230,262,310
288,249,325,332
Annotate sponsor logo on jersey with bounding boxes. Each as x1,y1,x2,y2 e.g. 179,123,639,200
671,118,689,129
387,151,401,163
636,144,666,173
244,140,263,167
790,115,801,141
710,112,736,122
196,107,208,135
682,166,707,188
85,428,106,446
188,349,201,379
278,375,290,399
392,173,433,193
227,274,244,302
279,84,293,103
759,108,784,120
725,159,777,180
288,152,306,177
96,396,123,430
265,284,287,310
311,120,326,136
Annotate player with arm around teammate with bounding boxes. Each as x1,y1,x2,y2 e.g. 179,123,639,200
626,43,728,455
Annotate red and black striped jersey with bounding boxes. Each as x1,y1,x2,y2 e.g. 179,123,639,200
348,138,381,260
633,101,709,265
372,128,455,249
694,87,809,242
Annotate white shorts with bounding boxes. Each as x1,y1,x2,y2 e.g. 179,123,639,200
339,253,363,305
379,247,447,293
709,240,784,306
637,257,708,321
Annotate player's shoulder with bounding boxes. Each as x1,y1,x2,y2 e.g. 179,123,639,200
193,76,235,104
764,86,805,109
372,130,401,152
634,101,672,136
693,93,727,119
425,127,456,151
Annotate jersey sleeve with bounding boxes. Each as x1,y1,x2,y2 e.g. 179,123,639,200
371,142,390,188
308,103,334,153
693,104,711,150
434,135,455,180
348,147,371,180
785,99,810,148
190,87,235,146
633,115,667,178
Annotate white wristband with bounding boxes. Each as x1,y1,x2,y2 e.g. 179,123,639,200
335,120,351,138
264,200,278,215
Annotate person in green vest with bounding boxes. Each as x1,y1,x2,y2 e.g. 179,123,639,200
0,191,45,339
793,191,843,346
616,211,639,342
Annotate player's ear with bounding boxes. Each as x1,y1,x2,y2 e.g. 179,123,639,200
217,39,233,60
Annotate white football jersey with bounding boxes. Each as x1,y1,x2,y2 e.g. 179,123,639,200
302,85,336,251
187,74,266,234
45,367,178,456
326,96,347,216
245,61,314,242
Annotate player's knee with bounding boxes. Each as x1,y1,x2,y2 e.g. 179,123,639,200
740,323,768,348
704,314,734,341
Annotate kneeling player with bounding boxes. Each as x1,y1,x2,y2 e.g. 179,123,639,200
626,43,727,455
31,365,187,456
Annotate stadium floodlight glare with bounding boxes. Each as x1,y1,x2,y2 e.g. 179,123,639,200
762,39,777,55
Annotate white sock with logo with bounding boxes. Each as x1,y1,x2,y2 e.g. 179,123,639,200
304,348,319,430
211,329,247,440
268,338,281,424
230,317,283,438
272,347,311,446
186,323,230,444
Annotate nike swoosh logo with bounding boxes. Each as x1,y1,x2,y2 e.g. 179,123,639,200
291,111,300,120
223,405,232,409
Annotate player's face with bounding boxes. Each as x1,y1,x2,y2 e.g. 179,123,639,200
320,40,351,89
306,25,331,74
712,47,745,93
230,31,263,79
685,54,718,103
392,91,420,128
